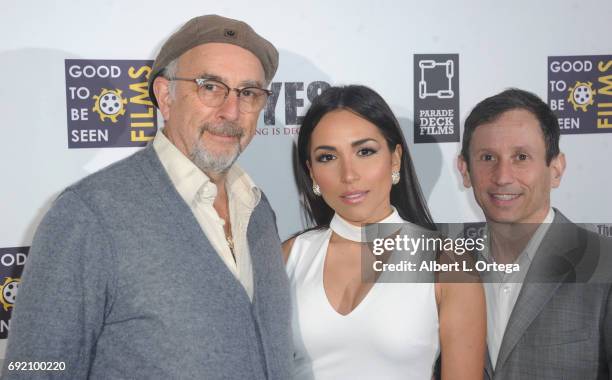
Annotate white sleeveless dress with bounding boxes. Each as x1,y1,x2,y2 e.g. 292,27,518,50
286,211,440,380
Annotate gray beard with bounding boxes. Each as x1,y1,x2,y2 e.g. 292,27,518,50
190,122,243,174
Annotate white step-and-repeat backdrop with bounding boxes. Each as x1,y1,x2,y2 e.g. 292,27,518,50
1,0,611,356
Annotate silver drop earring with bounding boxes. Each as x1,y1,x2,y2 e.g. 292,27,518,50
312,183,321,196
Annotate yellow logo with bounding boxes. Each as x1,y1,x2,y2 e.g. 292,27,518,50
92,88,128,123
0,277,20,311
567,81,596,112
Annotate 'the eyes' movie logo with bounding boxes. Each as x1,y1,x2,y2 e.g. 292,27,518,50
257,80,330,137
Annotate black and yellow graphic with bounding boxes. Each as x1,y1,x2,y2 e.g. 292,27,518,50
92,88,128,123
0,277,20,311
548,55,612,134
567,81,596,112
0,246,28,339
65,59,158,148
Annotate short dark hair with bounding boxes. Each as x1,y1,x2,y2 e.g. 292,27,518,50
296,85,435,231
461,88,560,166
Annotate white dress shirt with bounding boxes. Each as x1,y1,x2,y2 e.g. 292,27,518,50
153,130,260,300
483,208,555,368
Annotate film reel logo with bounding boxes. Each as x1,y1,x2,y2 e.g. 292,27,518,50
92,88,128,123
567,81,596,112
0,277,20,311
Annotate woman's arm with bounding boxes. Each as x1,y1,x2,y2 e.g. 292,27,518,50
436,281,486,380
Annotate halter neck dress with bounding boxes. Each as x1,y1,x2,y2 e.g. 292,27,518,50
286,210,440,379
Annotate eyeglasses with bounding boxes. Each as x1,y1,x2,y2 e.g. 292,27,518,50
170,77,272,113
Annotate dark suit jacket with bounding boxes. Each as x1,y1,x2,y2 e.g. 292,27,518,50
486,210,612,380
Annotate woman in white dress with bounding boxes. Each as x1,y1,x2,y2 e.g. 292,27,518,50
282,85,485,380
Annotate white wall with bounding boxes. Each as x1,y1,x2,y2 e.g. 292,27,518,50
1,0,611,355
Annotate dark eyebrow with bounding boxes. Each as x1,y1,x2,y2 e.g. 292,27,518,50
474,145,533,153
313,138,379,152
351,138,378,147
313,145,337,152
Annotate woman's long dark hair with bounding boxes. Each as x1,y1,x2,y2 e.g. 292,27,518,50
296,85,436,231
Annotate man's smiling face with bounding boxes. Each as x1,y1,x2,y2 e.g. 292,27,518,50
458,108,565,225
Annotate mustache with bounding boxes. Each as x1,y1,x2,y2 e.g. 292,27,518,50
198,122,243,138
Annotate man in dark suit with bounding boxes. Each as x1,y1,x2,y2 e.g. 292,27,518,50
457,88,612,379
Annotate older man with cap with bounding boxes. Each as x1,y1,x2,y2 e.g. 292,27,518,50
3,15,291,379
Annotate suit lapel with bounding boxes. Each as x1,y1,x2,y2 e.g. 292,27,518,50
494,210,577,371
494,281,563,370
485,348,493,380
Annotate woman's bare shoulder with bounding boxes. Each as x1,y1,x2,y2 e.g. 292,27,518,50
281,236,298,263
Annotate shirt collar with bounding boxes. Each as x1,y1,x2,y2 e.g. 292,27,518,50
226,163,261,209
522,207,555,261
152,129,261,208
482,207,555,263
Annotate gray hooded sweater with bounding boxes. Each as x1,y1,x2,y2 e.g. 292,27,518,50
3,144,292,379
